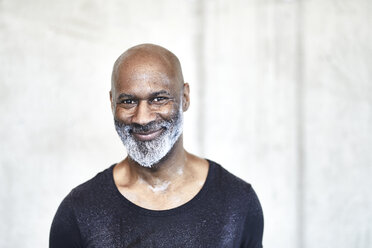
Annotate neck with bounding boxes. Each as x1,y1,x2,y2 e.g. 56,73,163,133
126,136,188,189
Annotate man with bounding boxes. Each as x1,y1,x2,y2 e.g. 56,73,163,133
50,44,264,247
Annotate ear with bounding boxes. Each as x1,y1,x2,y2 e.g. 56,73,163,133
182,83,190,112
109,90,114,113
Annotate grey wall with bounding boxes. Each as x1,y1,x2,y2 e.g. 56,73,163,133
0,0,371,247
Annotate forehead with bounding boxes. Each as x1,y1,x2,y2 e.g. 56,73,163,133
114,62,180,96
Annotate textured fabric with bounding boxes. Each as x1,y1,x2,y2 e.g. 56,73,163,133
50,160,264,248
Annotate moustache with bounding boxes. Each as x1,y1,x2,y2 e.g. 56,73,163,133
115,119,172,134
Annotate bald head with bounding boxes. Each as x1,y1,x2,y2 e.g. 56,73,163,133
111,44,184,94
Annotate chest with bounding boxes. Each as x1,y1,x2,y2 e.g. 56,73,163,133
77,206,246,248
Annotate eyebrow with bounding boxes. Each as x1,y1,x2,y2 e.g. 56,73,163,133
117,93,135,100
149,91,171,98
117,91,171,100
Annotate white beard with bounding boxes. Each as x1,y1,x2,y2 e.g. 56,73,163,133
114,106,183,168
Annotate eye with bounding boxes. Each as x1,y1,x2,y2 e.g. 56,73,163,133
118,99,137,108
121,99,136,104
150,97,168,104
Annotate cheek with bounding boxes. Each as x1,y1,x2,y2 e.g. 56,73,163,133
159,103,180,120
157,105,174,117
114,107,132,123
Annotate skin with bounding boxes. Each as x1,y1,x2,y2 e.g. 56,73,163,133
110,44,209,210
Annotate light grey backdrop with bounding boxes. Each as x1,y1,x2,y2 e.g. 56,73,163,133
0,0,371,247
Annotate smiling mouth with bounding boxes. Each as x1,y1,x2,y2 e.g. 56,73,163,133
132,128,164,141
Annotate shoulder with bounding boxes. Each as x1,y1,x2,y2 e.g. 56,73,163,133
207,160,264,246
208,159,263,214
50,166,114,247
61,164,116,208
209,159,253,195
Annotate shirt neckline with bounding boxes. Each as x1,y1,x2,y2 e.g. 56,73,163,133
108,159,215,216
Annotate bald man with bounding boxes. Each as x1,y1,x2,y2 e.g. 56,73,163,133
50,44,264,248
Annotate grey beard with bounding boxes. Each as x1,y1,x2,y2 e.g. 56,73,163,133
114,108,183,168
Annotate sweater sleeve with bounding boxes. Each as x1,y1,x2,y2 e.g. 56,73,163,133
240,186,264,248
49,192,83,248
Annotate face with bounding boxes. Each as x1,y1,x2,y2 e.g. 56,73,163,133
111,61,189,167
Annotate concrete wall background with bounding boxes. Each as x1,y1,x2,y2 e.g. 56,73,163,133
0,0,371,247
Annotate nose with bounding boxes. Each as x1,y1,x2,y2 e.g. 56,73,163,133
131,100,156,125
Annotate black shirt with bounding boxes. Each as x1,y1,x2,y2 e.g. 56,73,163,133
50,160,264,248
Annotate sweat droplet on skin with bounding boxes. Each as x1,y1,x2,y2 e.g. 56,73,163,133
138,177,171,193
148,181,171,193
177,167,183,175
